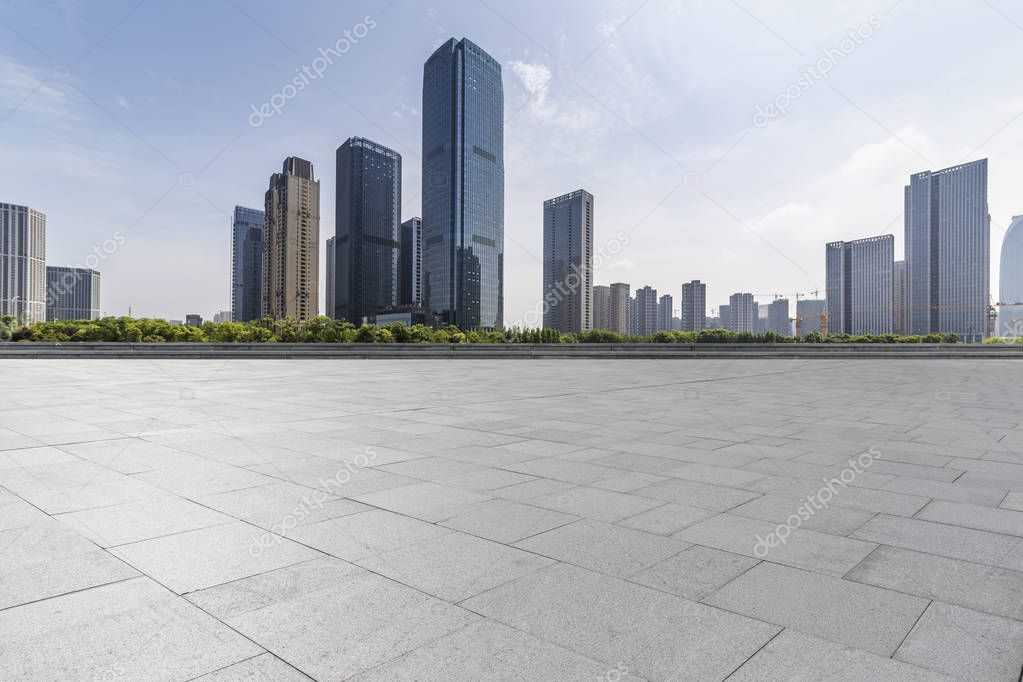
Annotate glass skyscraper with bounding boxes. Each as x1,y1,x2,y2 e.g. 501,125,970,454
543,189,593,333
999,214,1023,337
231,205,264,322
0,203,46,324
421,37,504,329
45,266,100,321
904,159,989,342
825,235,894,335
335,137,401,324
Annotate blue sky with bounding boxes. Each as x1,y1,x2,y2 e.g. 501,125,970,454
1,0,1021,322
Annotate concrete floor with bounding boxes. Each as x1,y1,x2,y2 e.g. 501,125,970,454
1,359,1022,680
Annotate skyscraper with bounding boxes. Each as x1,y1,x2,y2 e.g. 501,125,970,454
263,157,320,321
681,280,706,332
45,267,100,321
400,217,423,307
767,298,789,335
796,299,826,336
826,235,894,335
728,293,755,333
325,236,335,318
543,190,593,333
718,304,731,330
634,285,658,337
335,137,401,324
609,282,630,335
422,38,504,329
592,285,610,331
0,203,46,323
231,205,264,323
999,214,1023,337
657,294,673,332
905,159,990,342
893,259,907,335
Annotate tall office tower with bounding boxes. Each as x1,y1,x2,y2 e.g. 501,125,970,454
796,299,826,336
0,203,46,323
231,206,264,322
904,159,990,342
45,267,100,321
893,260,907,335
681,279,706,332
728,293,755,333
213,310,232,323
335,137,401,324
400,217,423,307
755,305,768,334
325,236,336,318
628,295,637,335
263,157,320,321
717,304,731,330
422,38,504,329
999,214,1023,337
542,190,593,333
592,285,611,331
633,285,658,337
825,235,894,335
657,294,673,332
609,282,630,335
767,298,790,335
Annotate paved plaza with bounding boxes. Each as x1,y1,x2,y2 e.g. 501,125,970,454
1,358,1022,680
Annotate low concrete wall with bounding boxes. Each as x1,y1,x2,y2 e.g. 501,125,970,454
0,342,1020,359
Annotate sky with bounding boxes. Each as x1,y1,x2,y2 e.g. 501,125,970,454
1,0,1021,323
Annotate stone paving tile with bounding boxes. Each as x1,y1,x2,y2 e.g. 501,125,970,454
287,508,452,561
728,493,877,536
616,502,718,535
632,477,762,511
526,484,663,522
439,498,578,543
353,481,492,522
895,602,1023,681
630,545,759,600
195,481,370,533
0,460,168,513
58,495,233,547
195,653,310,681
915,499,1023,537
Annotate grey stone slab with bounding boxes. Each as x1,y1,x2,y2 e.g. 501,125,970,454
852,514,1023,572
462,562,779,680
196,653,309,681
677,513,877,576
846,545,1023,620
287,508,451,561
58,438,204,474
729,629,951,681
0,445,82,469
616,502,718,535
916,499,1023,537
526,484,662,522
196,481,369,533
664,462,767,488
493,477,576,501
442,467,536,491
729,493,876,536
895,602,1023,681
133,461,275,497
752,474,930,515
353,481,492,522
0,577,262,680
111,520,322,593
0,491,46,530
883,475,1008,506
706,562,929,656
58,495,233,547
439,498,578,543
630,545,758,600
0,460,168,513
633,477,761,511
515,519,688,578
1002,491,1023,511
354,619,642,681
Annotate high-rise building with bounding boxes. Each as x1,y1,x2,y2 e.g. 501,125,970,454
657,294,673,332
592,285,611,331
263,157,320,321
905,159,989,342
717,304,731,330
325,236,335,318
0,203,46,323
893,259,907,335
45,266,100,321
400,217,423,307
796,299,826,336
609,282,630,335
422,37,504,329
755,304,768,334
543,190,593,333
999,214,1023,337
231,206,264,323
633,286,657,337
767,298,789,335
681,280,706,332
728,293,755,333
185,314,203,327
335,137,401,324
213,310,232,323
826,235,894,335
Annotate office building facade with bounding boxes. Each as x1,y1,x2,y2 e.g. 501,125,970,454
263,157,320,321
335,137,401,324
422,37,504,329
231,205,264,322
592,285,611,331
633,285,657,337
767,298,789,335
400,217,423,307
325,236,335,318
0,203,46,323
999,214,1023,337
904,159,989,342
609,282,630,335
681,279,706,332
796,299,826,336
728,293,755,333
893,259,907,335
543,190,593,333
45,266,100,321
826,235,894,335
657,294,673,332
